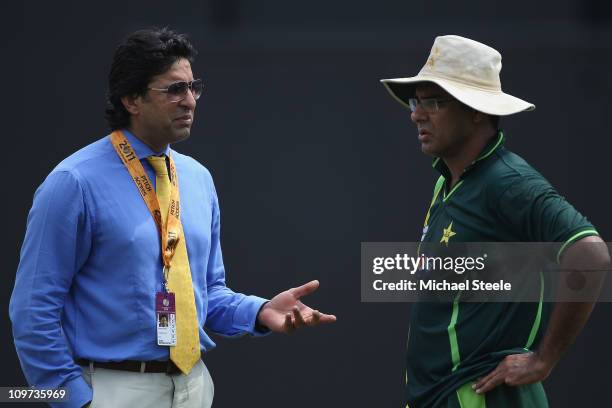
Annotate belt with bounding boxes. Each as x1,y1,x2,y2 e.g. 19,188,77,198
76,353,203,375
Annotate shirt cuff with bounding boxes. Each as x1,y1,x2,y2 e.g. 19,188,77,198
51,374,92,408
232,295,271,337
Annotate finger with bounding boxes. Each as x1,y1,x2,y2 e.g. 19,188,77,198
310,310,321,325
473,369,498,390
472,376,486,391
284,313,295,334
474,372,505,394
290,280,320,299
475,376,503,394
292,307,307,328
315,313,337,324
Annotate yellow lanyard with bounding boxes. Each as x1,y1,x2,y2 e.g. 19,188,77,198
110,130,182,285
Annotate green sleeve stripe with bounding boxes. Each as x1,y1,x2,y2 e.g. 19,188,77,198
443,180,464,202
448,292,462,371
556,229,600,263
524,271,544,350
456,382,486,408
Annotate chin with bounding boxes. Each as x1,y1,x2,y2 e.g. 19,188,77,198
170,128,192,144
421,143,439,157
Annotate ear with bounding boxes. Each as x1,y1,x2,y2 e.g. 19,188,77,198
121,94,142,116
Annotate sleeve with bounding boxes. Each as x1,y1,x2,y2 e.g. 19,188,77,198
203,179,269,337
9,170,94,408
494,174,599,260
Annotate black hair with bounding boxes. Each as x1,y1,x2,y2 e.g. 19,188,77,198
105,27,197,130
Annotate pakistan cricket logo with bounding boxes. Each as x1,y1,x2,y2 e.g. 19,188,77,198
440,221,456,246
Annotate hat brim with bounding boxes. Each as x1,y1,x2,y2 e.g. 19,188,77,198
380,76,535,116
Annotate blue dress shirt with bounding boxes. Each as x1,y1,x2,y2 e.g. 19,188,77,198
9,130,268,408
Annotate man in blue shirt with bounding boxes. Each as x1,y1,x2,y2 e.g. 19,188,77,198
10,27,336,408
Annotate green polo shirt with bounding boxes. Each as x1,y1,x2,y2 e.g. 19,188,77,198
406,130,598,407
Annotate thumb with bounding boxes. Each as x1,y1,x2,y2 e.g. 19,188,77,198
290,280,320,299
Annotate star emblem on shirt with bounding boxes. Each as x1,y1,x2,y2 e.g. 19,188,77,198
440,221,456,246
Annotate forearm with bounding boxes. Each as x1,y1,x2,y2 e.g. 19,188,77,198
10,171,93,407
205,195,269,336
535,236,610,369
535,301,594,369
206,283,269,336
474,237,609,394
10,262,94,408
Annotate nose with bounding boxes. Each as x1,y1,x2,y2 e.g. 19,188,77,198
410,103,428,124
179,88,197,110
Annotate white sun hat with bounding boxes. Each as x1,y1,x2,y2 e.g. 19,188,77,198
380,35,535,116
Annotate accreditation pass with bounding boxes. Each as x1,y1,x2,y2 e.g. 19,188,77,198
156,292,177,346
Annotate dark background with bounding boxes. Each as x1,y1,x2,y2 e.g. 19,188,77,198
5,1,612,406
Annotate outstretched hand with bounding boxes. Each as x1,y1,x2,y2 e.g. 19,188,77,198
256,280,337,334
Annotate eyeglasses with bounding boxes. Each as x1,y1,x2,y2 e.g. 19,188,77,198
408,97,454,113
148,79,203,102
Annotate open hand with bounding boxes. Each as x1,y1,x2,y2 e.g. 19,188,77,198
256,280,337,334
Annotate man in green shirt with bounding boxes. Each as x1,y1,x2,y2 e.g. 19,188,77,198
380,35,610,407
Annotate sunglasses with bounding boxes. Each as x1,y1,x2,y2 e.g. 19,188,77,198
148,79,203,102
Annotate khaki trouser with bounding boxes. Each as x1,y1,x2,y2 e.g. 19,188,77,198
82,360,214,408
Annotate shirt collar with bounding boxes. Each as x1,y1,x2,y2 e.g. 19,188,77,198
432,129,505,179
121,128,171,159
